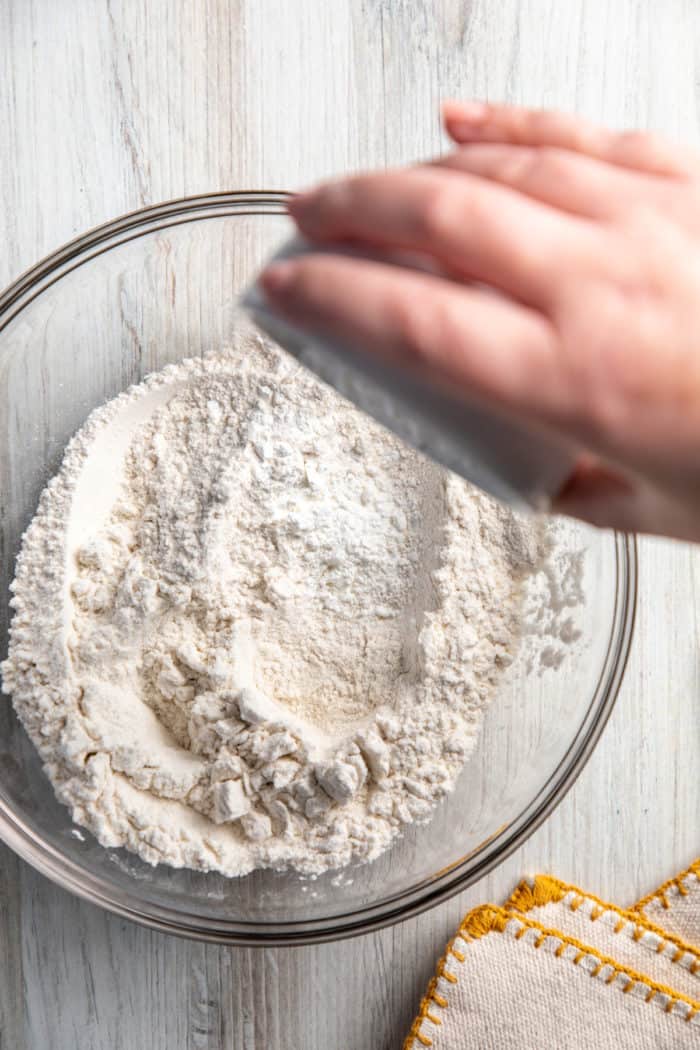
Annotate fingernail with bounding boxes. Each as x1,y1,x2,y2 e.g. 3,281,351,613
444,101,489,138
287,191,314,221
451,101,489,123
289,192,310,216
260,261,296,297
287,190,329,238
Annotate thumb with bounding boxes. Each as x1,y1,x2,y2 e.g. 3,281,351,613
554,458,700,541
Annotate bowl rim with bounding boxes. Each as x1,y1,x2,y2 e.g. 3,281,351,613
0,193,638,945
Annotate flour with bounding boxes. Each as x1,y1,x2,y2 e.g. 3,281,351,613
2,335,549,877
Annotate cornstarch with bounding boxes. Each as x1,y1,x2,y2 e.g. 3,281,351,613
2,336,548,876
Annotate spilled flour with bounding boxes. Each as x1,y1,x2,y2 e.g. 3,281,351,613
3,336,557,876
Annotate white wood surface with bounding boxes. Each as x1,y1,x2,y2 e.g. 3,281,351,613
1,2,699,1047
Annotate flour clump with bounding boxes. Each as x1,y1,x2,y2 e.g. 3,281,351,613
2,336,546,876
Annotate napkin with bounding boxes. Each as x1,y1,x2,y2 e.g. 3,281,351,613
635,858,700,946
505,874,700,1000
404,859,700,1049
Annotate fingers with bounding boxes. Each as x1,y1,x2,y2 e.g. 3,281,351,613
259,252,570,423
433,144,655,221
260,249,700,544
289,167,598,310
443,101,697,178
554,460,640,530
554,459,700,541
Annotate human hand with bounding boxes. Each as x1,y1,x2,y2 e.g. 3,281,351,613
261,102,700,541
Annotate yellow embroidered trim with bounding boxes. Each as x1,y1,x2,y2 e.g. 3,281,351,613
402,905,700,1049
505,873,700,971
403,929,468,1049
634,858,700,913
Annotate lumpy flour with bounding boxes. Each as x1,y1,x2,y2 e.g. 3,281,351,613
2,336,547,876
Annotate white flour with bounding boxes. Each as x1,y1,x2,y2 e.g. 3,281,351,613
2,336,548,876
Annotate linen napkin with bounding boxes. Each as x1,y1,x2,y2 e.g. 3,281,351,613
505,874,700,1001
404,861,700,1049
634,858,700,946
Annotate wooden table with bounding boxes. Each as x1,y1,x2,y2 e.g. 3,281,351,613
1,2,699,1046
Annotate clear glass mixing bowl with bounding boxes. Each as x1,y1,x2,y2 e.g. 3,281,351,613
0,193,637,944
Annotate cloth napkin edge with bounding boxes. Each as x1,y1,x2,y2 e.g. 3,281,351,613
402,902,700,1050
634,857,700,914
505,872,700,965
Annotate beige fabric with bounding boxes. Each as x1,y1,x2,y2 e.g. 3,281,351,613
504,876,700,1001
404,907,700,1050
636,861,700,947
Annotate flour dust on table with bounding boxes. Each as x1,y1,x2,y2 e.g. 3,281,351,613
2,335,563,876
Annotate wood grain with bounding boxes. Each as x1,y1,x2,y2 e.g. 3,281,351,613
1,1,700,1047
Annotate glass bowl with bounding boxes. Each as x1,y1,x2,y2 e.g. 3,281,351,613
0,193,637,945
